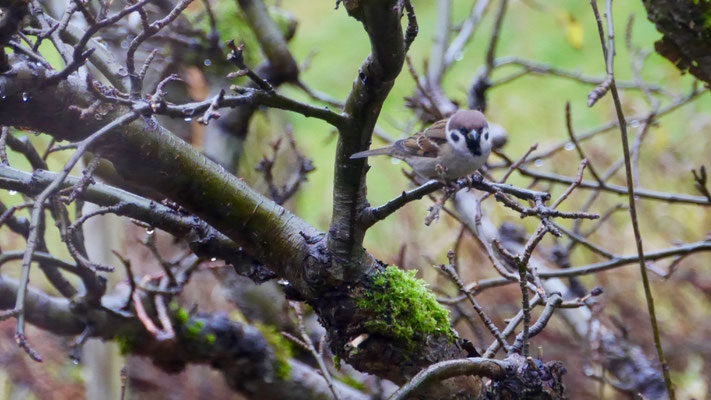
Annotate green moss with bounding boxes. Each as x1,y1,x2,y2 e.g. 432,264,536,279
175,308,189,325
336,373,365,391
703,7,711,29
114,334,136,355
355,266,453,350
204,333,216,345
255,323,293,380
185,320,205,339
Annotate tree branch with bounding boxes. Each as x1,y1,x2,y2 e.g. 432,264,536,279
0,275,369,400
327,0,407,279
0,164,274,283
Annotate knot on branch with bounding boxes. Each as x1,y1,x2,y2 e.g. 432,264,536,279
489,354,566,399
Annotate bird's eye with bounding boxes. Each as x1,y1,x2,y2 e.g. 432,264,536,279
485,132,489,140
450,132,460,142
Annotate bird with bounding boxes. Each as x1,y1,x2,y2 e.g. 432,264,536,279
350,110,493,180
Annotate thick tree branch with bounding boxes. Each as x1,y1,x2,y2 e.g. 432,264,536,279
0,55,475,395
0,164,274,282
0,58,321,296
0,275,369,400
327,0,407,280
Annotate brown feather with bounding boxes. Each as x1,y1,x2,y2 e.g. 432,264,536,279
395,118,448,158
349,118,450,160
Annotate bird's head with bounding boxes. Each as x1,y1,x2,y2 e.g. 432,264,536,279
445,110,492,157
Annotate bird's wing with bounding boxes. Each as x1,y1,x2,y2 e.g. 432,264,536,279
395,119,448,158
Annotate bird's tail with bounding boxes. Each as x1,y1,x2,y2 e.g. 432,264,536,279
350,147,393,159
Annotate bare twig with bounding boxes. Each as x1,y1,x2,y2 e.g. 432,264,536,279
490,57,671,96
226,41,274,93
589,1,675,397
444,0,492,70
11,112,137,360
484,0,508,77
498,143,538,184
523,88,703,164
438,251,510,353
388,358,506,400
510,293,562,353
692,166,711,202
516,167,711,205
361,180,441,227
564,103,603,185
482,294,541,358
287,302,340,400
402,0,418,52
0,127,9,165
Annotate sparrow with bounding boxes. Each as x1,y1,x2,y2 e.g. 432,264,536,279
350,110,492,180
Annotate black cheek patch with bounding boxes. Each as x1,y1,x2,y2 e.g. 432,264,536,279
451,133,460,142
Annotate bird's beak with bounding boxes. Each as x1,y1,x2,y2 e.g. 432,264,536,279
469,129,479,142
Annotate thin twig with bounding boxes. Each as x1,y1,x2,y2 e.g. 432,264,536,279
483,294,541,358
287,302,340,400
590,1,675,396
516,167,711,205
402,0,418,52
483,0,508,77
0,127,8,165
692,166,711,202
490,57,671,96
565,103,603,185
388,358,506,400
444,0,491,70
510,294,562,353
438,252,510,353
498,143,538,184
11,113,137,360
523,88,703,164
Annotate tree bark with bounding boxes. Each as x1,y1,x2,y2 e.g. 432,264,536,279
642,0,711,84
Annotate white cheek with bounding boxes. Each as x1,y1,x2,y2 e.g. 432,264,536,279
449,133,466,152
455,139,468,152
